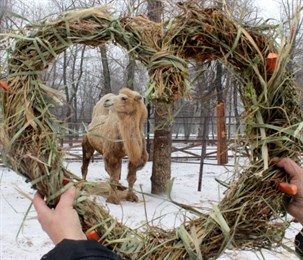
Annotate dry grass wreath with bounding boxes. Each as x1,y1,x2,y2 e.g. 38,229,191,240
1,2,303,259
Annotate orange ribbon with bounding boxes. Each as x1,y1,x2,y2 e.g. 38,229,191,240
86,230,101,241
0,80,10,91
266,52,279,74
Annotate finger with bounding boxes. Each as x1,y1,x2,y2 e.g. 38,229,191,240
32,192,51,216
276,158,303,179
56,187,77,210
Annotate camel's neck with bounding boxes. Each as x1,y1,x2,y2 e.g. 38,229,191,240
116,112,144,162
118,113,141,137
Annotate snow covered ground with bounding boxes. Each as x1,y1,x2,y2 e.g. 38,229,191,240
0,157,301,259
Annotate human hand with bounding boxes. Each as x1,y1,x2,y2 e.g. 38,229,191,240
32,187,87,245
276,158,303,225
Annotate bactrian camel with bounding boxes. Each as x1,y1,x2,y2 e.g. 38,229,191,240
81,88,148,204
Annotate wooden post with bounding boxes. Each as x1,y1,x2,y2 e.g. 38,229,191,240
198,137,207,191
197,115,210,191
216,102,228,165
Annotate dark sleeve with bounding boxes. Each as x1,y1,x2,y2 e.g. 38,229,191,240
295,229,303,258
41,239,121,260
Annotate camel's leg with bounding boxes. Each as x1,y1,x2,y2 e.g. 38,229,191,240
126,162,138,202
134,137,148,170
139,137,148,168
81,136,95,180
105,157,122,204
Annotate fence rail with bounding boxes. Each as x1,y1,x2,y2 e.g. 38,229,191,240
60,136,242,162
1,115,244,164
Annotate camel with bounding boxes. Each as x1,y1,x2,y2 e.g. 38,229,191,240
81,88,148,204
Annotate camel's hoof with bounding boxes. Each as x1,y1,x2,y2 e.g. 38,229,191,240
126,192,139,202
106,196,121,205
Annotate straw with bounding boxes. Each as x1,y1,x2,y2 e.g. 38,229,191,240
1,3,303,258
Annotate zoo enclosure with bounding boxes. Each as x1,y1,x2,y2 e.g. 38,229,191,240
60,115,244,162
0,114,243,165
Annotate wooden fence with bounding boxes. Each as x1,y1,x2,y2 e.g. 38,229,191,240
1,115,243,165
60,135,241,162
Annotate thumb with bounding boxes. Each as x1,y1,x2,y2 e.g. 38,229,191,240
276,158,302,179
33,192,51,216
56,187,77,210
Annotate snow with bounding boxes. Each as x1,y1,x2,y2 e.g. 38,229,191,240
0,157,301,259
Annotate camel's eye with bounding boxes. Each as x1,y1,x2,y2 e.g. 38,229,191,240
121,96,128,101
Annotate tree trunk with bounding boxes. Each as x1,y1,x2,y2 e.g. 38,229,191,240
147,0,163,21
126,54,135,90
147,0,170,195
233,82,240,130
215,62,223,103
63,50,73,146
0,0,8,24
99,45,111,97
151,102,172,194
71,46,86,125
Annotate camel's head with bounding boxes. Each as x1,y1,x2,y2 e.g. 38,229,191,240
92,93,116,117
111,88,144,115
102,93,116,109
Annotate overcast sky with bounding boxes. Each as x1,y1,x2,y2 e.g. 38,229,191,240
254,0,280,20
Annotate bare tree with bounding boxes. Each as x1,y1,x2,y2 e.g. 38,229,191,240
99,46,112,96
279,0,303,73
122,0,141,90
145,0,173,195
47,0,114,122
0,0,8,24
0,0,9,70
125,55,136,89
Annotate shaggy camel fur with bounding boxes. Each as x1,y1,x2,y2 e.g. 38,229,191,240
81,88,148,204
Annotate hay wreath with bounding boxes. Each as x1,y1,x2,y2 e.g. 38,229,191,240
1,2,303,259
